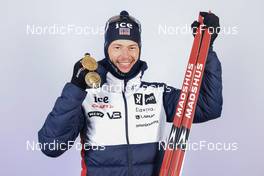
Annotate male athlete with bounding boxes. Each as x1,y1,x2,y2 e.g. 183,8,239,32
38,10,222,176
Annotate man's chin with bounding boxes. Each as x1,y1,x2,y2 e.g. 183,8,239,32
118,67,131,73
117,64,133,73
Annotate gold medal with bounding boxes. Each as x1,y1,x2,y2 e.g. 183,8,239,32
81,53,98,71
85,72,101,88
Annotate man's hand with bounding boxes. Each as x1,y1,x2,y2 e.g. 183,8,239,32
191,12,220,46
71,59,89,90
71,54,106,90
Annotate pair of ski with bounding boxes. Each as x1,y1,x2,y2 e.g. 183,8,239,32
159,13,212,176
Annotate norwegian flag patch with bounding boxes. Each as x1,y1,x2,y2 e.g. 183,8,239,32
119,28,130,35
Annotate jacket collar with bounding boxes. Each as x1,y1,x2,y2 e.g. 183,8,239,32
98,58,148,80
98,58,148,93
104,71,142,93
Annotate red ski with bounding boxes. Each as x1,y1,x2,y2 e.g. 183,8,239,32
159,13,212,176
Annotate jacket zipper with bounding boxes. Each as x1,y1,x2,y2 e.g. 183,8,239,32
122,79,132,176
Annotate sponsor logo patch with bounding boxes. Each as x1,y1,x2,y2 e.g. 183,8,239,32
94,96,109,103
133,93,156,105
87,111,104,118
136,107,154,113
107,111,122,119
91,104,114,109
145,93,156,105
135,114,155,120
134,93,143,105
136,120,159,127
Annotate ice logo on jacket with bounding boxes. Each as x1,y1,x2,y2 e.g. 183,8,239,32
133,93,156,105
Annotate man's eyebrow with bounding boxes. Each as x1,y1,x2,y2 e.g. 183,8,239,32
129,44,138,47
112,44,122,46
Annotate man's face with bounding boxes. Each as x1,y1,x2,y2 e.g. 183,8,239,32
108,40,140,73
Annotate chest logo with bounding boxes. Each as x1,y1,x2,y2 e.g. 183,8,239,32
94,96,109,103
107,111,122,119
133,93,156,105
145,93,156,105
134,93,143,105
87,111,104,118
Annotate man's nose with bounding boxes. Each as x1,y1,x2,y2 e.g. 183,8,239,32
121,48,129,58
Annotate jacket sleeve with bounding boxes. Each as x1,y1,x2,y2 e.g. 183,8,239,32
38,83,87,157
163,48,223,123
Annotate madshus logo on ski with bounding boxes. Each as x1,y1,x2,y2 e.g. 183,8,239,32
134,93,156,105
